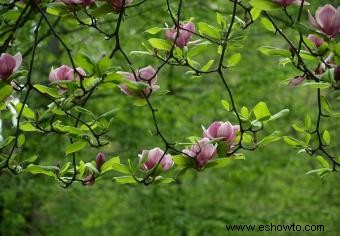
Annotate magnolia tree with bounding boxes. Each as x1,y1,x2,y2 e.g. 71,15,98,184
0,0,339,187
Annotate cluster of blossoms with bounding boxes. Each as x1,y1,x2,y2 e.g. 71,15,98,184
117,22,195,97
118,66,159,96
288,4,340,86
136,121,239,173
183,121,239,169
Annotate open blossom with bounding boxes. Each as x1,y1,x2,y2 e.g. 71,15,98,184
203,121,240,144
307,34,325,48
0,53,22,80
138,147,173,171
165,22,195,48
183,138,217,169
95,152,106,171
49,65,86,84
308,4,340,38
118,66,159,96
61,0,95,6
109,0,133,12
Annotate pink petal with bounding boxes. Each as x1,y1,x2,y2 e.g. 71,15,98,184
216,122,233,139
315,4,336,34
138,66,157,83
308,10,319,28
13,53,22,72
205,121,222,139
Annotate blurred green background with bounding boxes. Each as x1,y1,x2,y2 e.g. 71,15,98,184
0,0,339,235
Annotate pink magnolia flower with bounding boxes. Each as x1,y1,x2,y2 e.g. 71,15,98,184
308,4,340,38
288,75,306,86
109,0,133,12
95,152,106,171
138,147,173,171
165,22,195,48
49,65,86,84
273,0,307,7
183,138,217,169
0,53,22,80
203,121,240,144
61,0,95,6
307,34,325,48
118,66,159,96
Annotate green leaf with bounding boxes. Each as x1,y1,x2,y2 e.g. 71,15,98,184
187,43,210,58
323,130,330,145
17,134,25,147
302,82,331,89
320,96,332,113
216,12,227,28
148,38,172,51
205,158,231,169
242,133,253,144
53,121,85,135
46,3,68,16
227,53,242,67
306,168,332,177
25,155,38,163
217,141,228,157
154,176,175,184
221,100,231,111
15,102,35,119
253,101,271,121
269,109,289,121
98,56,112,74
258,131,281,146
201,59,214,72
240,106,250,120
0,136,15,150
65,140,87,155
316,155,330,168
292,124,305,133
33,84,60,98
144,27,163,34
101,156,120,173
19,123,38,132
75,54,94,74
258,46,291,57
0,80,13,102
173,155,195,168
250,0,280,11
260,17,275,32
283,136,304,147
198,22,221,39
111,163,131,174
250,8,261,20
113,176,138,184
26,165,58,177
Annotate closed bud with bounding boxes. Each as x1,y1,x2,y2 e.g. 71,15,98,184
96,152,106,171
